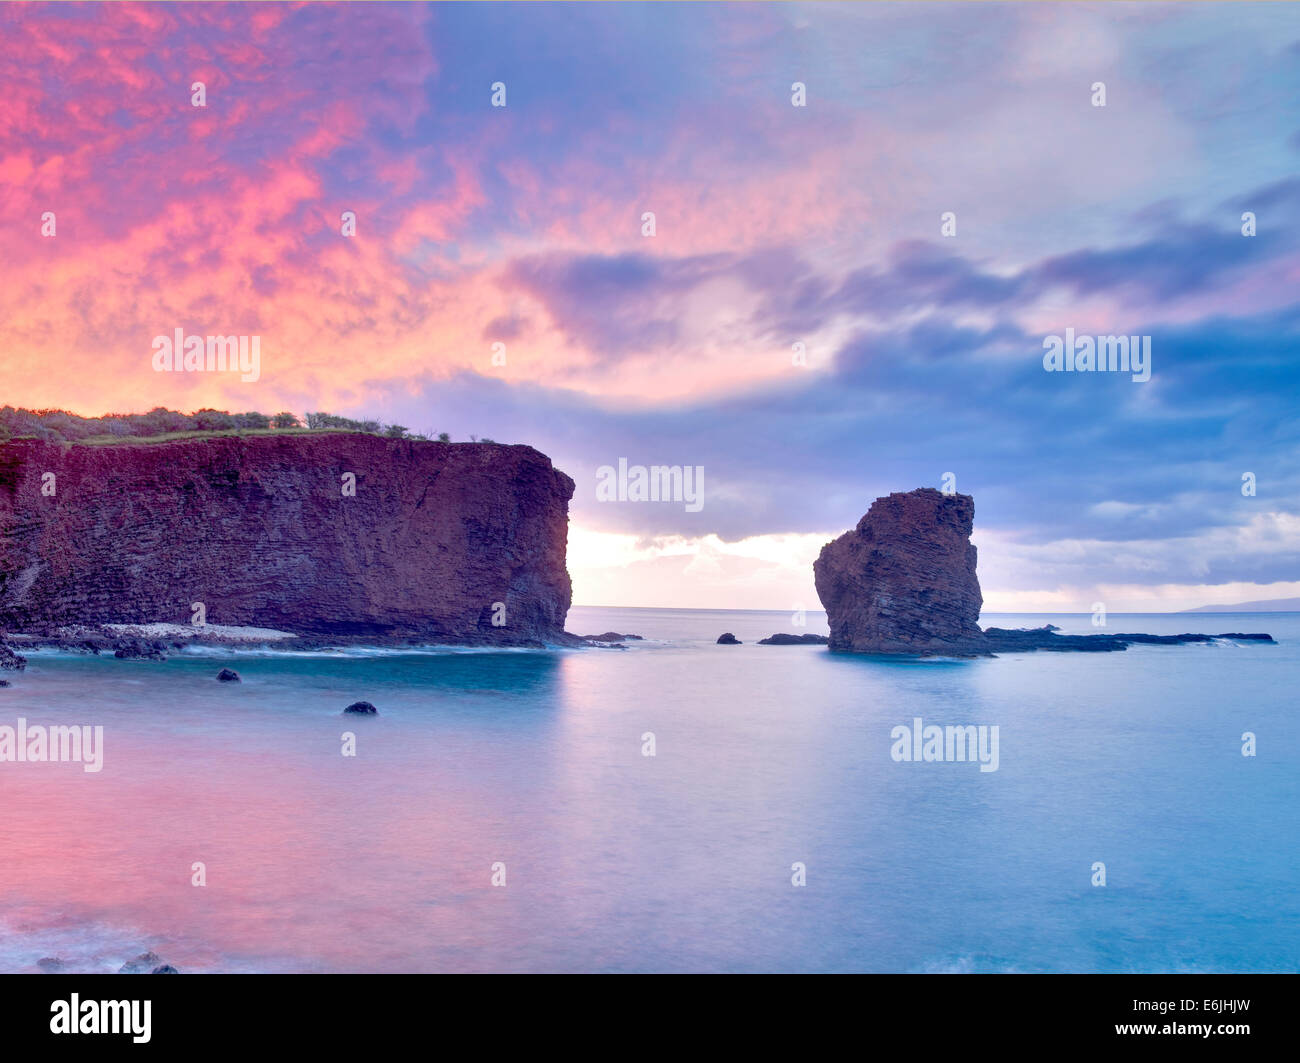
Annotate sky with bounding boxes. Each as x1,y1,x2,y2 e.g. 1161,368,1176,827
1,1,1298,612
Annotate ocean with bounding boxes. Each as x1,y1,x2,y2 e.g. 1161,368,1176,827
1,607,1296,973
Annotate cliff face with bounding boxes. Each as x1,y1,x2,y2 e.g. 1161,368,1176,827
0,434,575,644
813,488,984,654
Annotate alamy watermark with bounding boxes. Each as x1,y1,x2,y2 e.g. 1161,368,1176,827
1042,330,1151,382
50,994,150,1042
0,718,103,772
596,459,704,512
151,328,260,382
890,717,999,772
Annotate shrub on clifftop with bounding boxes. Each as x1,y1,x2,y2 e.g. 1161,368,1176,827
0,406,454,444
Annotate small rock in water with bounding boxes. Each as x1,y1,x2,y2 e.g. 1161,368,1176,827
0,679,11,687
582,631,643,642
119,951,162,974
37,957,67,972
757,633,829,645
343,700,378,715
216,668,241,682
151,964,180,974
716,632,742,645
0,644,27,670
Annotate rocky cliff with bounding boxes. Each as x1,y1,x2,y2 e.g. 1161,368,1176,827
814,488,984,654
0,434,575,645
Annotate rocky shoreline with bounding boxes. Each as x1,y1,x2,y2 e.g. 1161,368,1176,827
980,625,1275,654
0,620,1277,671
0,621,636,668
718,626,1274,656
36,950,180,975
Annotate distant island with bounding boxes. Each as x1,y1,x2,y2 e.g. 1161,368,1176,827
1180,597,1300,613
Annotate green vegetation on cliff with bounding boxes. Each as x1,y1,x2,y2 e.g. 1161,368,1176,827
0,407,459,445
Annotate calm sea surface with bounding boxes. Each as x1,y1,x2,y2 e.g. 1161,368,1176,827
2,607,1296,972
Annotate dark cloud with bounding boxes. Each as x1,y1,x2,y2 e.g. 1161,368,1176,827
498,173,1300,366
502,250,733,357
482,314,529,342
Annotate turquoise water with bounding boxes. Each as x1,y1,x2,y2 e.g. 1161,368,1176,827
1,607,1296,972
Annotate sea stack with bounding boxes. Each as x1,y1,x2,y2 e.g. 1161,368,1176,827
814,488,984,655
814,488,1273,656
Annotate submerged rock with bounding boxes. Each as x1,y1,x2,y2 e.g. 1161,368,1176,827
151,964,180,974
982,626,1277,653
757,633,829,645
0,643,27,670
343,700,378,715
716,632,741,644
119,951,162,974
215,668,242,682
113,639,167,660
582,632,643,642
37,957,67,972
